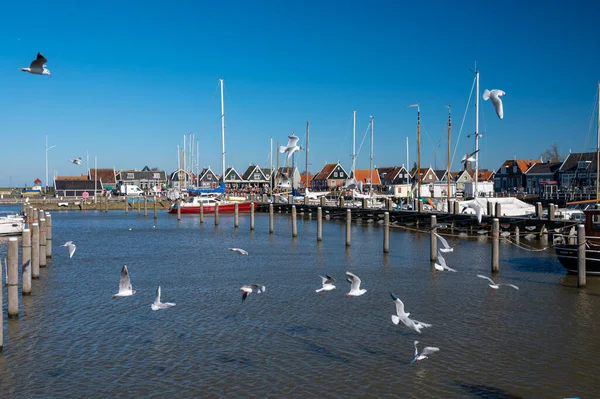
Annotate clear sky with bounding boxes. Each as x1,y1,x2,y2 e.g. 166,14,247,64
1,0,600,187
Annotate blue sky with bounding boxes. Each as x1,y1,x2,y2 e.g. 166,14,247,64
1,0,600,187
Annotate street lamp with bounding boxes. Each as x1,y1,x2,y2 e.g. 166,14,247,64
45,133,56,194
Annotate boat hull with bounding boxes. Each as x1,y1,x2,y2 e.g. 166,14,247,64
168,201,257,214
0,217,25,236
554,245,600,275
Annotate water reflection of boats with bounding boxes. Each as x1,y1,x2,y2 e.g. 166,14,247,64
168,196,257,214
554,207,600,275
0,213,25,236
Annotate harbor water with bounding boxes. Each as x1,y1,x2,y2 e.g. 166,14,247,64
0,206,598,398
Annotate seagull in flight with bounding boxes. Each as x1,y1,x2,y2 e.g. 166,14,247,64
461,149,479,163
113,264,136,298
434,232,455,253
390,293,432,333
315,274,336,294
279,133,303,161
151,286,176,310
62,241,76,258
464,201,483,224
477,275,519,290
240,284,265,302
229,248,248,256
20,52,51,77
345,271,367,297
434,251,456,272
412,340,440,363
68,157,82,165
482,89,506,119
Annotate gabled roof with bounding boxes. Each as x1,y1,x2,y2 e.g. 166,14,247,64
224,167,243,181
55,175,89,181
198,167,217,180
277,166,298,177
378,166,405,181
313,163,348,180
89,168,116,184
497,159,542,174
55,179,102,190
300,173,314,186
411,167,437,180
454,170,473,182
354,169,381,185
558,152,596,172
121,169,168,180
241,165,267,181
525,161,562,175
469,170,495,181
262,168,273,178
433,169,449,181
169,169,193,180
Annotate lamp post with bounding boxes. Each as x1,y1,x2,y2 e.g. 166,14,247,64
45,133,56,194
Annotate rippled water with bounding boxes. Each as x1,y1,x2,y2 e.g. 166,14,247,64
1,206,599,398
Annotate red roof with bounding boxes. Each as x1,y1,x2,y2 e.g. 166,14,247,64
354,169,381,185
313,164,338,180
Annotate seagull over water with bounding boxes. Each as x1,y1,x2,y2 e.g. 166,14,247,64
412,340,440,363
21,52,51,77
229,248,248,256
68,157,82,165
279,133,303,161
240,284,265,302
62,241,76,258
477,274,519,290
315,274,336,294
345,271,367,297
482,89,506,119
434,251,456,272
434,232,455,253
113,264,136,298
390,293,432,333
151,286,176,310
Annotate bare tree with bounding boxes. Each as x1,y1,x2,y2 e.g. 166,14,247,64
540,143,563,162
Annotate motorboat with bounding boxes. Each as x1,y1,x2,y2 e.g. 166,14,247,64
0,213,25,236
168,195,257,214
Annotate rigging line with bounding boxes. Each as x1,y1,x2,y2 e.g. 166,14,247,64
336,115,355,167
451,75,477,167
584,90,599,151
355,122,372,163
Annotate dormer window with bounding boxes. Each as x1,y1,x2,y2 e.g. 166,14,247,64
578,160,591,169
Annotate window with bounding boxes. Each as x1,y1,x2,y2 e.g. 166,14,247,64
334,172,338,177
513,166,518,173
127,173,134,179
254,173,261,180
153,173,160,179
578,161,591,169
207,175,212,180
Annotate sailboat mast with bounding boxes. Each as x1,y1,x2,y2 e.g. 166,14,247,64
352,110,356,178
270,137,273,196
447,105,452,201
417,106,421,198
220,78,226,183
474,68,480,199
305,121,309,193
183,134,186,189
597,81,599,201
370,116,374,193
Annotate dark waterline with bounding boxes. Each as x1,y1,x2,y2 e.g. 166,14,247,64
1,206,599,398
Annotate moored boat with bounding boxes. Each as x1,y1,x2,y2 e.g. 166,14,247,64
0,213,25,236
168,196,257,214
554,207,600,275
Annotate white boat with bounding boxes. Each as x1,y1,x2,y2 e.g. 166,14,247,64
0,213,25,236
459,197,536,217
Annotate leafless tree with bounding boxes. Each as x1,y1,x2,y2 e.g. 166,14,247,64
540,143,563,162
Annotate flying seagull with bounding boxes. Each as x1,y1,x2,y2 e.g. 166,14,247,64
151,286,176,310
434,232,455,253
62,241,76,258
477,274,519,290
412,340,440,363
21,52,51,77
464,201,483,224
482,89,506,119
345,271,367,297
461,149,479,163
113,264,136,298
390,293,432,333
68,157,82,165
229,248,248,256
315,274,336,294
240,284,265,302
434,251,457,272
279,133,303,161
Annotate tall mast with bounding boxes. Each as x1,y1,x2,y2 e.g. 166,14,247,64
370,116,374,193
447,105,452,201
276,140,280,191
270,137,273,196
597,81,599,201
220,78,226,183
305,121,310,193
352,110,356,178
406,136,409,170
474,67,480,199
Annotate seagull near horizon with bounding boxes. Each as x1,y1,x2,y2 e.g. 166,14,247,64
316,274,336,294
434,251,456,272
412,340,440,363
434,232,455,253
113,264,136,298
390,293,432,333
151,286,176,310
461,149,479,164
482,89,505,119
240,284,265,302
477,274,519,290
20,52,51,77
345,271,367,297
279,133,303,161
229,248,248,256
62,241,76,258
68,157,82,165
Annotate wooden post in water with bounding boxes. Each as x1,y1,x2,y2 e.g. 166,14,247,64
487,202,494,217
0,266,2,349
292,205,297,237
317,207,323,241
536,202,542,218
39,218,47,268
339,196,345,208
495,202,502,218
46,213,52,258
38,209,44,222
215,203,219,226
250,203,255,231
548,203,555,221
492,218,499,273
304,195,309,205
144,197,148,216
234,203,239,228
577,224,586,287
137,197,141,215
383,212,390,253
7,237,19,318
200,202,204,224
22,229,32,295
320,197,326,207
346,209,351,247
454,201,460,215
514,226,520,244
177,199,181,221
153,196,157,219
125,198,129,214
31,223,40,279
269,203,274,234
430,215,437,262
362,198,368,209
33,207,38,224
288,194,293,205
262,194,267,203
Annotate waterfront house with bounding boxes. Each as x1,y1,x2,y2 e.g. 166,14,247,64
524,161,562,195
378,166,411,197
556,152,598,194
168,169,194,191
241,165,269,191
411,167,439,197
453,170,473,195
274,166,301,190
88,168,117,191
299,172,314,189
196,167,220,189
223,167,244,190
118,166,168,191
312,163,349,191
54,178,103,198
494,159,542,192
353,169,381,192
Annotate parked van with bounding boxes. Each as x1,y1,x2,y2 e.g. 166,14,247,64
119,184,144,196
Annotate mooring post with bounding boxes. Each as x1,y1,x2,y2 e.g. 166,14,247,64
144,197,148,216
153,196,157,219
346,209,351,247
22,229,32,295
487,202,494,218
39,218,47,268
320,197,326,207
292,205,298,237
514,226,520,245
269,203,274,234
200,202,204,224
250,203,255,231
339,196,345,208
536,202,542,218
46,213,52,258
234,202,239,228
549,203,555,221
215,203,219,225
430,215,437,262
492,218,500,273
383,212,390,253
262,194,267,203
495,202,502,218
288,194,293,205
137,197,141,215
317,207,323,241
125,198,129,214
7,237,19,318
304,195,309,205
31,223,40,279
454,201,460,215
0,267,3,349
177,199,181,221
362,198,368,209
577,224,586,287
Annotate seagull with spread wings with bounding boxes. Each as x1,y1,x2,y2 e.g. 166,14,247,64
20,52,51,77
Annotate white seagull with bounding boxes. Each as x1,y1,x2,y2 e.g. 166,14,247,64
525,226,536,231
477,274,519,290
151,286,176,310
482,89,506,119
21,52,51,77
113,264,136,298
390,293,432,333
279,133,303,161
68,157,82,165
461,149,479,163
434,251,457,272
464,201,483,224
315,274,336,294
62,241,76,258
434,232,455,253
345,271,367,297
229,248,248,256
412,340,440,363
240,284,265,302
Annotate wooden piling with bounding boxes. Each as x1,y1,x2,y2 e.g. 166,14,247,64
250,203,255,231
339,197,345,208
46,213,52,258
31,223,40,279
304,195,309,205
262,194,267,203
32,207,38,224
495,202,502,218
549,203,555,221
22,229,31,295
536,202,542,218
38,209,44,222
292,205,297,237
430,215,437,262
346,209,351,247
144,197,148,216
317,207,323,241
320,197,326,207
492,218,499,273
0,266,2,349
177,199,181,221
514,226,520,244
269,203,274,234
487,202,494,217
137,197,141,215
153,196,157,219
454,201,460,214
577,224,586,287
288,194,293,205
234,203,239,228
362,198,368,209
215,203,219,225
39,218,47,268
200,202,204,223
383,212,390,253
125,198,129,214
7,237,19,318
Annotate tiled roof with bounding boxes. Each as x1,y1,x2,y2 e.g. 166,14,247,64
354,169,381,185
313,164,337,180
55,180,102,190
525,161,562,174
467,170,495,181
498,159,542,174
89,168,116,184
300,174,314,185
55,175,89,181
559,152,596,172
241,165,267,181
378,166,403,180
